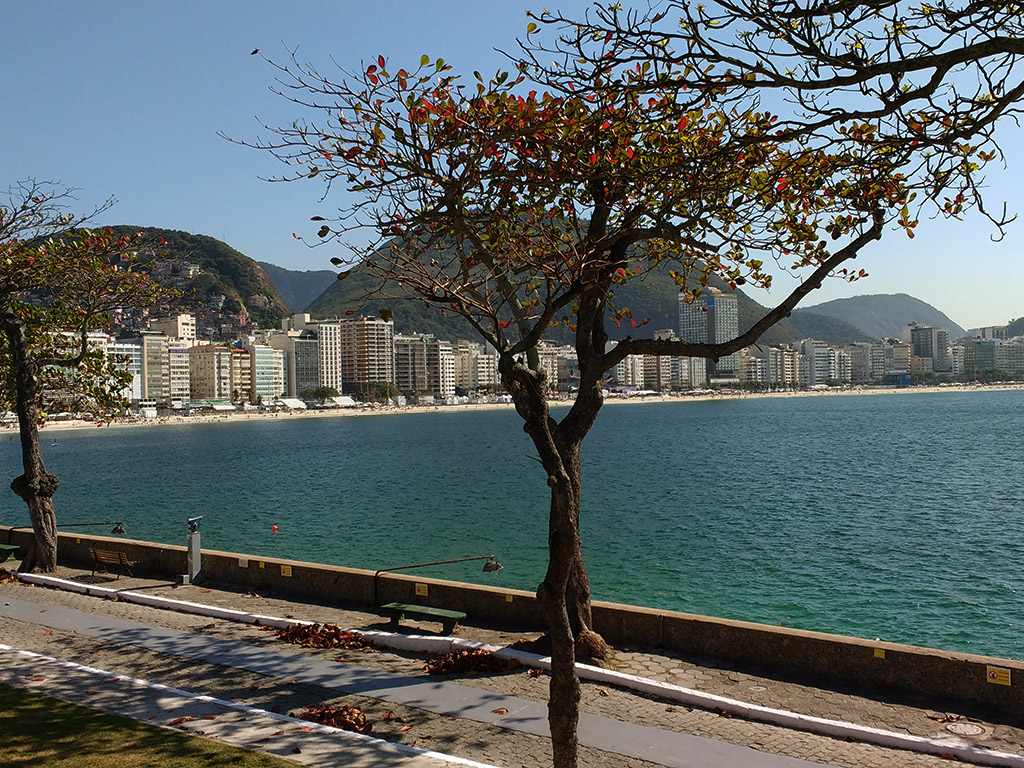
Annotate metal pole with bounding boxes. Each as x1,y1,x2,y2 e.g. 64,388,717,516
372,555,499,606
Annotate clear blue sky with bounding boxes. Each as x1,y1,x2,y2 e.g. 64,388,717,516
4,1,1021,329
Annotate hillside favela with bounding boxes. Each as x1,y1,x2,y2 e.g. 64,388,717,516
3,4,1024,768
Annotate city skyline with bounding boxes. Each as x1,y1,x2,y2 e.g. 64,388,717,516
3,2,1022,329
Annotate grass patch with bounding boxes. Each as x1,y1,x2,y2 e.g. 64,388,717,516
0,682,300,767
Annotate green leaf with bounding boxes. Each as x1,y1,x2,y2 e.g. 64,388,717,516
420,54,430,67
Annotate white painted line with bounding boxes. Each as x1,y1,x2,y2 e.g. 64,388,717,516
0,642,501,768
15,572,1024,767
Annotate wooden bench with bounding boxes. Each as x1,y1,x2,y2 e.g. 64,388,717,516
0,543,20,563
379,602,466,635
89,547,138,579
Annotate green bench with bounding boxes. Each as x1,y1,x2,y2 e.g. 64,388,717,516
379,602,466,635
0,543,20,563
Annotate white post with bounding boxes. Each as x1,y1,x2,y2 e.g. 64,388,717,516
183,516,203,584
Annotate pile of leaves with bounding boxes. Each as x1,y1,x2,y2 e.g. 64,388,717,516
425,649,519,675
0,569,17,584
297,704,373,734
276,623,371,650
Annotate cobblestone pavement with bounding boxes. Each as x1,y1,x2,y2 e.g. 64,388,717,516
1,567,1020,768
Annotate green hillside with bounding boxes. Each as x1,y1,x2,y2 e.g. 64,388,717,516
794,293,966,340
258,261,335,313
109,227,292,327
787,311,872,344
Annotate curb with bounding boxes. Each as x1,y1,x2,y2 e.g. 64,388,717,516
15,572,1024,767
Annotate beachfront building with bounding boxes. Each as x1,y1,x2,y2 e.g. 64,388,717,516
339,316,395,396
886,342,913,373
282,314,344,393
245,343,285,404
229,347,252,402
612,353,644,389
847,342,887,383
268,329,319,398
395,334,429,394
798,339,831,386
910,324,950,373
829,348,853,383
425,337,456,398
189,345,233,400
106,338,144,403
168,340,192,408
678,288,739,378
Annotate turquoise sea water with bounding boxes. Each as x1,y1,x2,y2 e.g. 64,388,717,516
3,389,1022,660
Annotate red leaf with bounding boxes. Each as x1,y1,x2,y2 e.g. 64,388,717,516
600,120,611,130
43,630,53,636
345,310,357,315
677,116,688,131
776,178,789,192
400,724,413,732
588,153,598,165
377,55,386,69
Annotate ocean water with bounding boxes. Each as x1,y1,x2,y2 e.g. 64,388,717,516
3,389,1022,660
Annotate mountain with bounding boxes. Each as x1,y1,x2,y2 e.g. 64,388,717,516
792,293,966,341
1006,316,1024,337
304,260,805,346
110,227,292,327
787,311,872,345
257,262,335,313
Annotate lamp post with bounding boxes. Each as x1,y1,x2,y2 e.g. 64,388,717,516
372,554,502,606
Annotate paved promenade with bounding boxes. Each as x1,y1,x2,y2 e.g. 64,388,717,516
1,564,1020,768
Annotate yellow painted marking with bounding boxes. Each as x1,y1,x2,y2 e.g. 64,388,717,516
281,565,292,577
873,648,885,659
415,583,428,597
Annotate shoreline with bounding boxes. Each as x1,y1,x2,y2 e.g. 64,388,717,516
22,381,1024,434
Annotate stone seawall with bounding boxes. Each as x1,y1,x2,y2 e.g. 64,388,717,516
4,526,1021,716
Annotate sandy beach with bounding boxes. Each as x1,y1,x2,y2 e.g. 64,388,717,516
14,381,1022,434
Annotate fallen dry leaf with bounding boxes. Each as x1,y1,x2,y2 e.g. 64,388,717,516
597,687,609,697
298,704,372,734
399,724,413,732
491,708,509,715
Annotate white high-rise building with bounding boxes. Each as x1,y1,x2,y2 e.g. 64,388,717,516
106,338,144,403
245,343,284,403
168,340,192,407
678,288,739,377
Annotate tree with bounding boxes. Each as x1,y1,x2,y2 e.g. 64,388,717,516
0,181,172,572
246,5,1020,762
301,385,341,401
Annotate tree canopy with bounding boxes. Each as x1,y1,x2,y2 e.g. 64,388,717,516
1,181,174,571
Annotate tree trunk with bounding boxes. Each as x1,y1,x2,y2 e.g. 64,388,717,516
500,353,607,768
4,321,60,572
537,472,582,768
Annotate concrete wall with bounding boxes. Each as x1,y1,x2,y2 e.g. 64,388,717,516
4,526,1020,716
